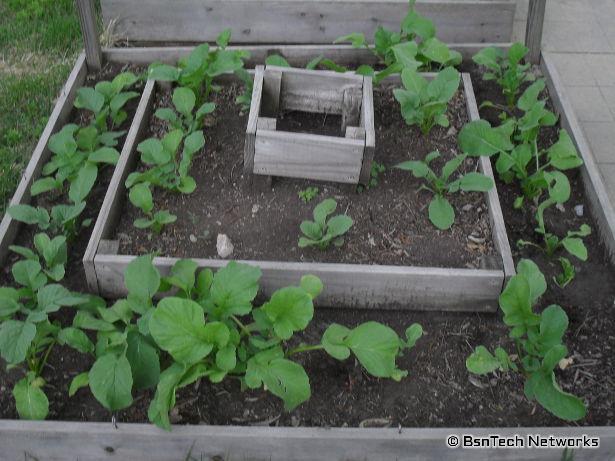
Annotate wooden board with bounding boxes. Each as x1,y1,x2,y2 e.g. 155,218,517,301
542,53,615,264
0,54,87,267
243,66,264,174
101,0,516,44
82,79,157,292
95,254,502,311
1,420,614,461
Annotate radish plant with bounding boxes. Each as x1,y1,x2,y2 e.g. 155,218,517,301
298,198,353,249
75,255,423,429
8,201,89,240
466,259,586,421
9,233,68,282
128,182,177,234
395,151,493,230
394,66,460,134
472,42,535,108
154,87,216,134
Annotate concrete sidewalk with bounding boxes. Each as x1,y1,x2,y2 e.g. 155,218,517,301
513,0,615,205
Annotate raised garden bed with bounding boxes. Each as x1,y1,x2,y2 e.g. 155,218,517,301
83,61,514,311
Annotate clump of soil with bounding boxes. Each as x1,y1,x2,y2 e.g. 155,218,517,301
114,83,496,269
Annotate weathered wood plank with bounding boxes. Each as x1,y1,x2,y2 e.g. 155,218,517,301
525,0,546,64
82,79,156,293
243,66,264,174
462,73,516,282
261,68,282,117
76,0,102,70
254,130,364,183
103,44,513,67
359,75,375,184
542,53,615,264
2,420,614,461
0,54,87,267
94,254,502,311
100,0,516,44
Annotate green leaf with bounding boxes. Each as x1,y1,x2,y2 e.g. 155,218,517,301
58,327,94,354
69,372,89,397
88,147,120,164
428,195,455,230
138,138,170,165
300,275,323,299
0,287,21,317
112,72,139,92
172,87,196,117
405,323,423,348
48,124,78,156
334,32,367,48
89,354,133,411
0,320,36,364
402,9,435,39
265,54,291,67
313,198,337,228
8,205,50,229
525,371,586,421
516,259,546,302
68,162,98,203
395,160,429,177
72,311,115,332
210,262,261,317
322,324,351,360
148,362,185,430
216,28,232,47
148,63,181,82
124,254,160,301
13,377,49,420
262,287,314,340
155,108,179,125
31,177,60,196
325,215,353,238
562,238,588,261
126,331,160,390
459,120,513,156
420,38,452,65
547,130,583,170
150,297,213,364
179,131,205,178
392,42,420,70
458,172,494,192
215,345,237,371
472,47,501,71
544,170,571,204
129,183,154,214
12,260,46,291
74,87,105,114
195,102,216,119
518,79,546,111
466,345,501,375
428,66,460,101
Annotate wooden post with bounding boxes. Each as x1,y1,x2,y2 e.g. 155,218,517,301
75,0,102,70
525,0,547,64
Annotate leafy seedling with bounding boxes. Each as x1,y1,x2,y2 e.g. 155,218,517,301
553,257,575,289
154,86,216,134
466,259,586,421
298,198,353,249
394,66,460,134
298,187,320,203
357,162,386,192
396,151,493,230
8,201,89,240
9,233,67,282
128,183,177,234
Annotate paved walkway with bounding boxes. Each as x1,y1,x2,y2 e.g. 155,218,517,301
513,0,615,205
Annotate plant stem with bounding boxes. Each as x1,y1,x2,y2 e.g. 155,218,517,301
231,315,252,337
36,340,55,376
286,344,325,357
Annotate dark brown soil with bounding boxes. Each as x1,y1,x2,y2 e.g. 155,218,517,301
1,63,614,430
114,84,496,269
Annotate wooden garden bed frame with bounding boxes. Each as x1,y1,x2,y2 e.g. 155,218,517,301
82,52,515,311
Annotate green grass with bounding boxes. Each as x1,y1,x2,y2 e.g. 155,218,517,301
0,0,83,214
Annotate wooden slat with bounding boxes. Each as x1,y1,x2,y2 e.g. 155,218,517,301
2,420,614,461
254,130,364,183
101,0,515,44
95,254,502,311
542,53,615,264
525,0,546,64
462,73,516,282
243,66,264,174
359,76,375,184
82,79,157,293
75,0,102,70
103,44,513,67
261,68,282,117
0,53,87,266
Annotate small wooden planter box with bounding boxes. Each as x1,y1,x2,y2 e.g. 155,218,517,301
83,46,515,312
244,65,375,184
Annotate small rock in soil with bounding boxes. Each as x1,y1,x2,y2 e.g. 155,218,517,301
216,234,234,258
189,234,197,243
462,204,473,212
556,203,566,213
574,204,584,217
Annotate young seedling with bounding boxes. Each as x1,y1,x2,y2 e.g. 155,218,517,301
8,201,89,240
9,233,68,282
334,0,461,81
154,86,216,134
395,151,494,230
394,67,460,134
357,162,386,192
298,198,353,249
74,72,140,130
76,255,423,429
554,257,575,288
298,187,320,203
472,42,535,108
148,30,249,105
466,259,586,421
128,183,177,234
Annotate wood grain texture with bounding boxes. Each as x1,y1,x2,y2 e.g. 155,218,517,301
254,130,364,183
359,76,375,184
82,79,156,293
94,254,502,311
525,0,546,64
261,68,282,117
462,73,516,282
103,44,513,67
76,0,102,70
0,54,87,267
2,420,614,461
542,53,615,264
243,66,264,174
100,0,516,44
